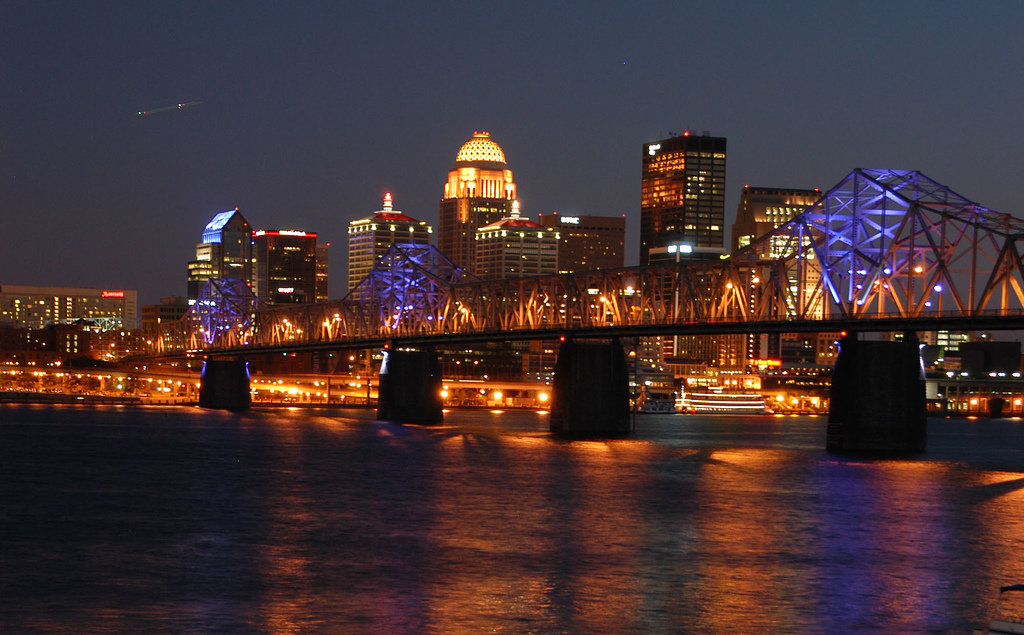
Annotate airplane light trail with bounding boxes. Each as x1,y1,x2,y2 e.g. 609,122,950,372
137,100,204,116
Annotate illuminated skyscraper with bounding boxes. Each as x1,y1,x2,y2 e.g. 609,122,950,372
538,212,625,273
347,192,432,294
641,132,726,264
252,230,318,305
640,132,726,368
475,201,558,279
439,131,517,274
186,208,253,303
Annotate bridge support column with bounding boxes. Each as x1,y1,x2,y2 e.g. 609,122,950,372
199,359,251,411
377,348,443,425
827,332,926,453
550,338,630,437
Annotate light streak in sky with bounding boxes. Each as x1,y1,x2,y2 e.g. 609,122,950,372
137,101,204,116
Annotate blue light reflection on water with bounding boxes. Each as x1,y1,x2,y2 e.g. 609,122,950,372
1,405,1024,632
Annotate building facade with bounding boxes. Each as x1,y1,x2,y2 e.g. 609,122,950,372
315,242,330,302
439,131,517,274
141,296,189,335
641,132,726,264
347,192,432,293
641,131,726,368
731,185,820,254
0,285,138,330
252,230,319,305
729,186,824,364
537,212,625,273
475,201,558,279
186,208,253,302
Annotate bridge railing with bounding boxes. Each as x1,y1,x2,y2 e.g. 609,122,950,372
153,169,1024,354
151,261,1024,355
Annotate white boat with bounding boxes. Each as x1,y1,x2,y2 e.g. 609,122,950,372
678,389,768,414
980,584,1024,634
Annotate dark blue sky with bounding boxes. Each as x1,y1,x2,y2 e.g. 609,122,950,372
3,1,1023,306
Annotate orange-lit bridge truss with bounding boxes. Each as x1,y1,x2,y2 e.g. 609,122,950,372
154,169,1024,355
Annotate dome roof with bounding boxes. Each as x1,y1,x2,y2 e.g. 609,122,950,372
455,131,506,165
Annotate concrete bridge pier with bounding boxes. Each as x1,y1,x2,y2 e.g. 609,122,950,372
550,338,630,437
198,358,251,411
827,332,926,453
377,347,443,425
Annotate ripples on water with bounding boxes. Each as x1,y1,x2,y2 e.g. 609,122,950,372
2,405,1024,633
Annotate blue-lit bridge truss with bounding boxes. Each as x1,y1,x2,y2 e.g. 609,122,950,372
154,169,1024,355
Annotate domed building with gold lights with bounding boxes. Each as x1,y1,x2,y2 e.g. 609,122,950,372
439,131,518,273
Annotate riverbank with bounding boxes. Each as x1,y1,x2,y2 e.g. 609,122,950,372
0,391,143,406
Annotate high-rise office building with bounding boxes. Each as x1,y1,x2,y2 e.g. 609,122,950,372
252,230,318,305
641,132,726,264
537,212,625,273
315,242,330,302
731,185,820,254
640,131,726,368
439,131,517,273
186,208,253,302
475,201,558,279
731,186,835,369
347,192,432,294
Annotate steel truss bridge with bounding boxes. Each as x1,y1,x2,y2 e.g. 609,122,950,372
154,169,1024,356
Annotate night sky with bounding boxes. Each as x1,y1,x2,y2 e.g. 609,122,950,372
3,2,1023,306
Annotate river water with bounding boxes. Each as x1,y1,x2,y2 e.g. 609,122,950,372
2,404,1024,633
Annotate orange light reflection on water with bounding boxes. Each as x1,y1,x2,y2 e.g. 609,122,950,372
137,411,1024,632
690,448,811,630
420,433,657,632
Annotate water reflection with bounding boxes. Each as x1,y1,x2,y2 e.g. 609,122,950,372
3,406,1024,632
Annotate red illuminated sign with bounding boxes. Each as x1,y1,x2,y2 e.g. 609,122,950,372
748,359,781,367
253,230,316,237
102,290,124,298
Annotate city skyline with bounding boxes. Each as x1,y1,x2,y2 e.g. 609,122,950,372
3,2,1023,306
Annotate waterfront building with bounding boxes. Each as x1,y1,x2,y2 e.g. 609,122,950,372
186,208,253,302
745,328,842,371
640,131,726,264
439,131,517,274
0,323,60,366
0,284,138,330
537,212,625,273
92,327,145,361
475,201,558,279
252,230,319,305
347,192,432,294
0,321,143,365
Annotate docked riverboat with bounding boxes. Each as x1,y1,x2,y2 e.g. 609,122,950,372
677,389,768,414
